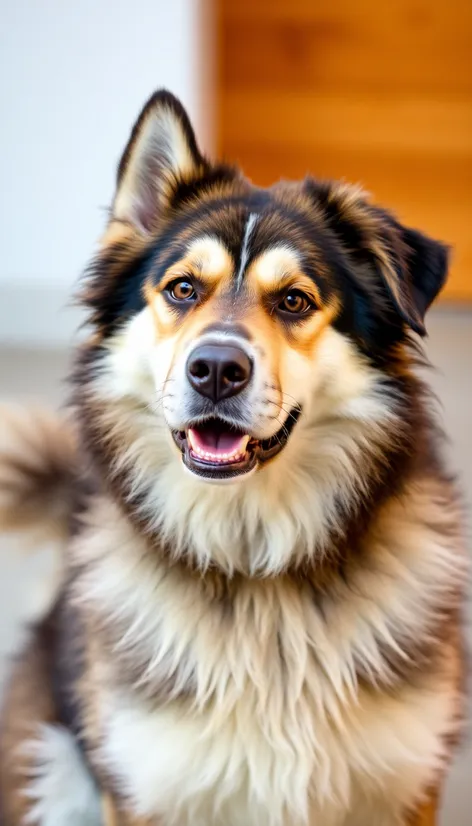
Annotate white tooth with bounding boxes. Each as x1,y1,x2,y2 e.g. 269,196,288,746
240,435,250,451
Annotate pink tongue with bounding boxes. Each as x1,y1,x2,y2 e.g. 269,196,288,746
189,427,246,456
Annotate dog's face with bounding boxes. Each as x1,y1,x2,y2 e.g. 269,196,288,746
77,91,448,570
126,207,376,484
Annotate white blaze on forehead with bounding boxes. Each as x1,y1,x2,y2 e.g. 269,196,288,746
254,245,302,289
236,213,259,290
185,236,231,277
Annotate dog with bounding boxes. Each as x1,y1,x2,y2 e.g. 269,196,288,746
0,89,467,826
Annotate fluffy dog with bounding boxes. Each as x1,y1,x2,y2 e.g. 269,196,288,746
0,90,467,826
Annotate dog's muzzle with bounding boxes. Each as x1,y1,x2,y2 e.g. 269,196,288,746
170,339,302,481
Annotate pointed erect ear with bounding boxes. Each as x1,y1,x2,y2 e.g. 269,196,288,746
311,181,449,336
112,89,206,233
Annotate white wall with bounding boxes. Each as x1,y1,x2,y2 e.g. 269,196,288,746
0,0,213,344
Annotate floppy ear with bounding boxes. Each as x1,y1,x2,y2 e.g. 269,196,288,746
112,89,207,233
311,181,449,336
399,225,449,330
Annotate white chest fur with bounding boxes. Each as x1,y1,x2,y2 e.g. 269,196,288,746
80,485,463,826
100,675,452,826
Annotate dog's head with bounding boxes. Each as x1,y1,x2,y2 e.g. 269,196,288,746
77,90,448,571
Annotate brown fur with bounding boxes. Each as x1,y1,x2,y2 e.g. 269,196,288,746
0,405,75,533
0,90,466,826
0,628,58,823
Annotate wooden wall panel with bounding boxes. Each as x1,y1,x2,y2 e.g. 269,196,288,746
217,0,472,300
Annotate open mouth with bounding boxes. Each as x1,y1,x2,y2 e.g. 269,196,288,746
172,408,301,480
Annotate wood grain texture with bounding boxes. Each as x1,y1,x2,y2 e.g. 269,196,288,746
217,0,472,300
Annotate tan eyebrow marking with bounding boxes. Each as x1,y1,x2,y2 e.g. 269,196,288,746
252,245,301,289
184,236,232,280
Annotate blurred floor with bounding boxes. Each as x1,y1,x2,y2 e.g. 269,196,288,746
0,308,471,823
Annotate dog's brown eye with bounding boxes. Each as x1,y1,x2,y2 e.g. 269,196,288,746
168,280,196,302
279,290,313,316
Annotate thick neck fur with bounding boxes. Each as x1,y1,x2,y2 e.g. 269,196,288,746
70,369,464,700
68,361,465,825
74,342,428,578
70,465,464,823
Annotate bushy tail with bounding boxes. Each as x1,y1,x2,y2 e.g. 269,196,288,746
0,406,76,638
0,405,75,536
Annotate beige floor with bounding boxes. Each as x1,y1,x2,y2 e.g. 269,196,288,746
0,309,471,823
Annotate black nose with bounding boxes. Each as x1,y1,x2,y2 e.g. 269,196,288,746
186,344,253,402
